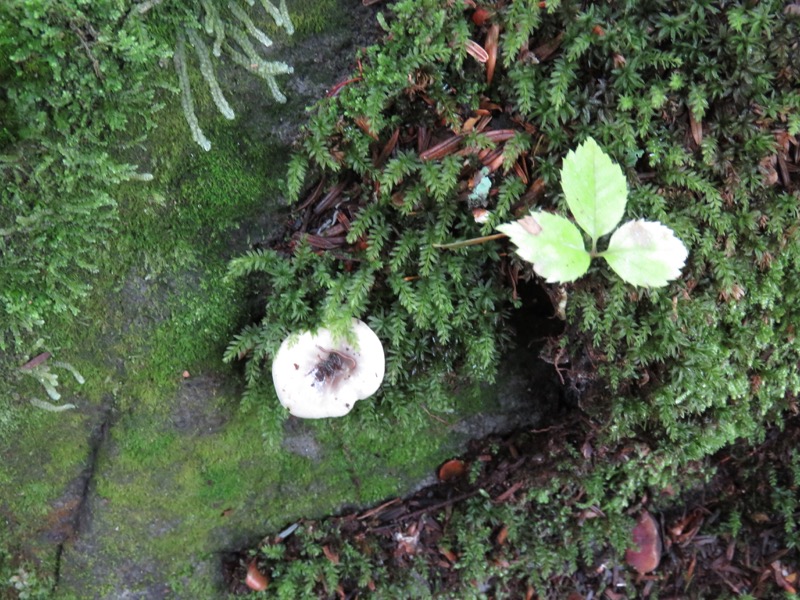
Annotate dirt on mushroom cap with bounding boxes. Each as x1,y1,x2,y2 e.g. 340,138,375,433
271,319,385,418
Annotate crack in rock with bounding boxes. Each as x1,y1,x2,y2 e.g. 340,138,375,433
51,398,115,587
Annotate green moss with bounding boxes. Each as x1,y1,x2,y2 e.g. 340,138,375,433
214,0,800,593
60,376,489,594
57,365,478,593
9,0,798,595
0,0,378,594
0,406,90,582
290,0,343,36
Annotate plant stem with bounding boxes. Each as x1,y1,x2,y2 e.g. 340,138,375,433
432,233,507,250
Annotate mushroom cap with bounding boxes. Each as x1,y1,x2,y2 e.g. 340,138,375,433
271,319,385,418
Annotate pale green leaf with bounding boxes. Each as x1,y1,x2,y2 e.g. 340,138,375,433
30,398,77,412
497,211,591,283
602,220,689,287
560,136,628,240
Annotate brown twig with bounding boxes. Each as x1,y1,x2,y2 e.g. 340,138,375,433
70,22,103,80
19,352,51,371
371,491,481,532
357,498,403,521
296,177,327,212
433,233,506,250
313,180,350,215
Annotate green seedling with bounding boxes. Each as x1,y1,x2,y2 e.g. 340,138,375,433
497,137,688,287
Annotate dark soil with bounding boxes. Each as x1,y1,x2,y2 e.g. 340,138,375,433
222,410,800,598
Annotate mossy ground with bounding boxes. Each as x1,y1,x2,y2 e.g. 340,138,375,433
6,0,797,597
0,2,526,596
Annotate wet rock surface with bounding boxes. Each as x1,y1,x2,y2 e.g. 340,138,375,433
281,418,324,461
454,350,562,441
171,375,230,436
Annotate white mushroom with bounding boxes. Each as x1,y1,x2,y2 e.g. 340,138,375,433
271,318,385,418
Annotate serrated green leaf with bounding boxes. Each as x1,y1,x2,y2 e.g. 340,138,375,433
560,136,628,241
497,211,590,283
601,220,688,287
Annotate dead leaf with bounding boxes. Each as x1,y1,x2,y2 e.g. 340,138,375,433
531,32,564,62
495,524,509,545
244,559,268,591
625,511,662,574
19,352,51,371
668,508,705,544
439,546,458,563
465,39,488,63
323,544,340,564
486,24,499,85
689,112,703,146
394,524,421,556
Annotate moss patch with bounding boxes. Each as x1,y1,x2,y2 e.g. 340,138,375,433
1,0,526,595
